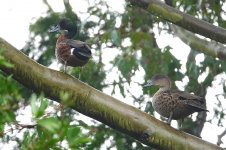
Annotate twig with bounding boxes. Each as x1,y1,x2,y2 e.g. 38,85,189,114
14,123,36,133
217,128,226,146
0,123,36,136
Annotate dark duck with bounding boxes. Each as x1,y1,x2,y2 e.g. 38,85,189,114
49,18,92,73
144,75,208,125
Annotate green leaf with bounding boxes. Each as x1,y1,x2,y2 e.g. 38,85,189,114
111,30,120,46
67,126,90,148
118,77,125,97
30,94,48,118
131,31,153,49
31,94,38,118
113,54,138,79
37,117,61,133
67,126,81,138
188,62,199,79
71,137,90,147
39,99,48,114
0,54,14,68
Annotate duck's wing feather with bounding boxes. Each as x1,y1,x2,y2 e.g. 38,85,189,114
66,39,92,59
66,39,86,47
169,89,208,111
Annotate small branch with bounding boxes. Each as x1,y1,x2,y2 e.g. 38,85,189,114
217,129,226,146
0,123,36,136
42,0,54,12
103,80,128,86
15,124,36,133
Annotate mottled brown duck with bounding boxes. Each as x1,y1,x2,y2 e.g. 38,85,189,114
144,75,208,125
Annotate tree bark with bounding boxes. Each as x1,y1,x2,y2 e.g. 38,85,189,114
126,0,226,45
171,24,226,60
0,37,223,150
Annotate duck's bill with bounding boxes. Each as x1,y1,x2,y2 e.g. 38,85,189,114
143,80,153,88
48,24,60,33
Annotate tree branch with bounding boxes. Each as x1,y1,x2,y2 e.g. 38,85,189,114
126,0,226,44
42,0,54,12
0,37,223,150
171,24,226,60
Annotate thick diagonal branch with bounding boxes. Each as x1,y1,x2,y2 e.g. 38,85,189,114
127,0,226,44
0,37,222,150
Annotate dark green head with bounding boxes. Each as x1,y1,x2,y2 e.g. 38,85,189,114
49,18,77,39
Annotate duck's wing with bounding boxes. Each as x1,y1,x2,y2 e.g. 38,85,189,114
66,40,86,47
170,89,208,111
66,39,92,59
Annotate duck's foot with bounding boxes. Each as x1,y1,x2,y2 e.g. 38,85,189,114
78,67,83,79
167,112,173,125
63,62,67,73
177,119,184,129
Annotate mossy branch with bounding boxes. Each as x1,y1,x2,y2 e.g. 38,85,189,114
0,37,222,150
127,0,226,44
171,24,226,60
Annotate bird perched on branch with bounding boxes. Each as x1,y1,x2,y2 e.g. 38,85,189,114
143,75,208,125
49,18,92,74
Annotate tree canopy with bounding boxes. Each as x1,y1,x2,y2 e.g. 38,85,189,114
0,0,226,149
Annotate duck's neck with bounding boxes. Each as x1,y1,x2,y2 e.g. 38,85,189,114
57,35,67,43
65,26,76,39
158,86,171,91
158,80,171,91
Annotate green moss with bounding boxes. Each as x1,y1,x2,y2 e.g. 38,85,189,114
148,4,182,23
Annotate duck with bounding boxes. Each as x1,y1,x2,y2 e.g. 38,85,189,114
143,75,208,125
48,18,92,73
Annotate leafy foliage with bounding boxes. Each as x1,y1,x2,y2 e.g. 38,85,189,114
1,0,226,149
0,51,20,139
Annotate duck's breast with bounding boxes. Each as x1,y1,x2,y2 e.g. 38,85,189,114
55,35,71,63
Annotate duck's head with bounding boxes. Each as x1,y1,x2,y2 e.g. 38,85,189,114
143,75,171,89
49,18,77,39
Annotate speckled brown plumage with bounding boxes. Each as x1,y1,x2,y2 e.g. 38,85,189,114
144,75,208,124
